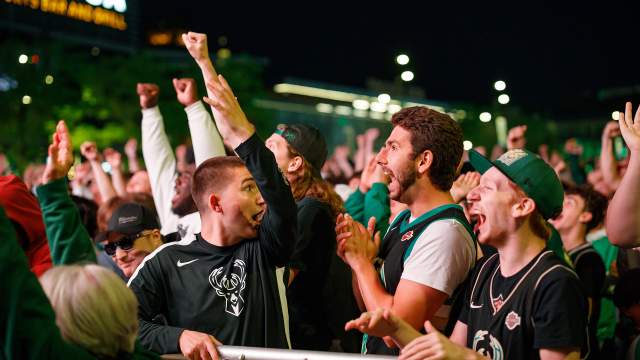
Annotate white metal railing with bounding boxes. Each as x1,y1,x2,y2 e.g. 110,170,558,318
161,346,397,360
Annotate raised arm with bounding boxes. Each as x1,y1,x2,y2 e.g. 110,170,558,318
600,121,623,190
80,141,117,203
104,147,127,196
201,70,296,266
138,83,180,235
607,102,640,248
124,138,141,173
172,78,225,166
38,121,96,265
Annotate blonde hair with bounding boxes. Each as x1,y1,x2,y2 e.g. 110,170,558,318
39,265,138,358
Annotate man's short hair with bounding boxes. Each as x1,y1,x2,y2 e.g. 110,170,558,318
565,184,608,232
191,156,246,212
391,106,463,192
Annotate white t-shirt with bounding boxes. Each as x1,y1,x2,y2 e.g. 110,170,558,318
401,218,476,296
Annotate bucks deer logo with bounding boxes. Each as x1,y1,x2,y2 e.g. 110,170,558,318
209,259,247,317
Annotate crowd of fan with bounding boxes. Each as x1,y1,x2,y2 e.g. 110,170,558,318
2,31,640,360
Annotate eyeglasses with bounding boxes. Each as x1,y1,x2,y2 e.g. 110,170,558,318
104,232,147,256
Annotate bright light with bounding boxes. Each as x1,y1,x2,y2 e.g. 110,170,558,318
101,162,112,173
456,110,467,120
388,104,402,114
315,103,333,113
370,111,384,120
463,140,473,151
378,93,391,104
18,54,28,64
45,75,54,85
494,80,506,91
274,83,360,102
354,109,368,118
479,112,492,123
334,105,352,116
22,95,32,105
396,54,409,65
370,102,387,113
612,111,620,121
401,71,414,82
498,94,510,105
352,99,370,110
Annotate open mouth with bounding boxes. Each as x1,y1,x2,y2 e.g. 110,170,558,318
470,211,486,235
252,211,265,223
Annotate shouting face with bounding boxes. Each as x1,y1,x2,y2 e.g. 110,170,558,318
375,126,417,202
218,167,266,239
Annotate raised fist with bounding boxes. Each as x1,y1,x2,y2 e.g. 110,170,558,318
507,125,527,150
172,78,198,107
182,31,210,63
103,148,122,169
124,138,137,158
80,141,101,162
136,83,159,109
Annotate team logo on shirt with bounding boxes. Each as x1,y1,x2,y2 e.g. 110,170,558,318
400,230,414,242
209,259,247,317
472,330,504,360
491,294,505,312
505,311,521,330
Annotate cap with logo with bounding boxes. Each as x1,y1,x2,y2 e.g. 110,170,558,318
106,202,160,238
274,123,328,177
468,149,564,220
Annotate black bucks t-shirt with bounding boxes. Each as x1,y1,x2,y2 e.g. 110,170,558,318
459,250,587,360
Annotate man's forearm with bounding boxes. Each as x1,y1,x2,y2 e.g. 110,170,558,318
185,101,225,166
600,138,621,189
352,259,394,311
89,160,117,202
607,153,640,247
138,319,184,354
110,168,127,196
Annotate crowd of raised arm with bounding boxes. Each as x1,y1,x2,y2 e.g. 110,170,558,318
4,30,640,360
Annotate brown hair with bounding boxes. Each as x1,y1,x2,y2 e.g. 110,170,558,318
391,107,463,192
565,184,608,232
192,156,246,212
507,181,551,240
286,145,344,217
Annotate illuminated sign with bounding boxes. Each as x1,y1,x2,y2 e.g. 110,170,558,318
5,0,127,30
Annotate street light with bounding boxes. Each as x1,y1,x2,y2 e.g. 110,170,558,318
498,94,510,105
494,80,506,91
22,95,32,105
396,54,409,65
479,112,492,123
45,75,54,85
18,54,28,64
401,71,414,82
378,93,391,104
463,140,473,151
612,111,620,120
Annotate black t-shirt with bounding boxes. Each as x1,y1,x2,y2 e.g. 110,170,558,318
459,249,587,360
568,242,605,360
128,134,297,354
287,197,335,350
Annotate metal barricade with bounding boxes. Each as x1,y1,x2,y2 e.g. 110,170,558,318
161,346,397,360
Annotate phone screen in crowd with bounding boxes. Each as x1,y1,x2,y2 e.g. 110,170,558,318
614,136,629,161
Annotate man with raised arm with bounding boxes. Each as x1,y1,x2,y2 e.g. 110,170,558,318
138,77,225,242
128,34,296,360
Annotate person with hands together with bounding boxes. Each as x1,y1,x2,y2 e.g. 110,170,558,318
336,107,476,355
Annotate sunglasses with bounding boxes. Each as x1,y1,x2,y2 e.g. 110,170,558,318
104,232,147,256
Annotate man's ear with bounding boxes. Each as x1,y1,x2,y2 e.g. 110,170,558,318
579,211,593,225
512,197,536,218
417,150,433,176
209,193,223,214
150,230,163,248
287,156,304,173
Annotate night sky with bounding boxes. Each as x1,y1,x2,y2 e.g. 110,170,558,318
144,2,640,120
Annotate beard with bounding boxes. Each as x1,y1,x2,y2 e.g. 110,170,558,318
172,196,197,217
392,164,417,203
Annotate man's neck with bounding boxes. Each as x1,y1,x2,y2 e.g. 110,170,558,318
200,216,242,247
497,224,547,277
559,225,587,252
405,182,455,219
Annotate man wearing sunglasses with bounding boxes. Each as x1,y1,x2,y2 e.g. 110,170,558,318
102,203,163,279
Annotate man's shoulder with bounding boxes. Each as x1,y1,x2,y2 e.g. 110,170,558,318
127,237,198,285
532,253,580,292
416,218,474,247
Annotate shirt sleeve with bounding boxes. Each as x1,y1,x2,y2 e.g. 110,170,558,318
185,101,225,166
344,189,365,223
0,207,96,359
364,183,390,235
35,178,97,265
532,268,587,350
141,106,180,235
128,254,184,354
234,133,297,267
401,220,475,296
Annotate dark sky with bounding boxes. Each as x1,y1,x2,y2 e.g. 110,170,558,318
143,2,640,120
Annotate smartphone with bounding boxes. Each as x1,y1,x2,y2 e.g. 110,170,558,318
613,136,629,161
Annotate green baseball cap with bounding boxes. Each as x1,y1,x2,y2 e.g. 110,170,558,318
468,149,564,219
